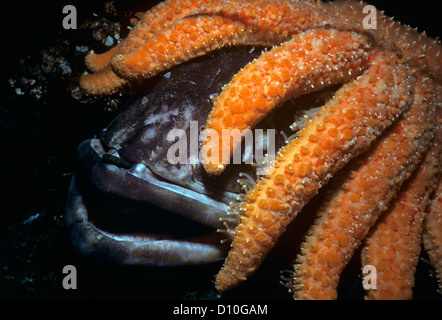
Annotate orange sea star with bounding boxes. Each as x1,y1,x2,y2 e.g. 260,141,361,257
81,0,225,95
423,165,442,293
292,76,438,299
361,109,441,300
215,51,415,292
77,0,442,298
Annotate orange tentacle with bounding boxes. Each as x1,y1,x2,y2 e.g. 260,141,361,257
116,0,223,56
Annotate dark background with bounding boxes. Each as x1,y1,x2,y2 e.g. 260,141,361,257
0,0,440,302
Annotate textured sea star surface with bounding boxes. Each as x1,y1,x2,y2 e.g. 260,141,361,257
80,0,442,95
77,0,442,297
215,52,414,292
361,110,441,300
82,0,227,94
423,169,442,292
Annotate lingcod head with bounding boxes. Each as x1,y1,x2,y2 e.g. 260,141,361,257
66,47,327,266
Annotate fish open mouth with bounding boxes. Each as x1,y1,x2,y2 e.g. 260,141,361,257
65,137,231,266
65,47,332,266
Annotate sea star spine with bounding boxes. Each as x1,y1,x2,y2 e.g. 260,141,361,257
81,0,223,94
292,76,437,300
115,0,213,55
80,0,442,96
361,108,441,300
423,171,442,292
79,65,128,96
85,46,118,72
110,0,323,81
201,28,370,175
214,51,413,293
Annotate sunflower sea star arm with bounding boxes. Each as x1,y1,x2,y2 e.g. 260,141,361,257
423,171,442,292
85,0,226,71
81,0,224,94
85,46,118,72
79,0,442,96
326,0,442,83
201,28,371,175
110,0,324,80
214,51,414,293
291,76,438,300
80,65,128,96
361,108,441,300
115,0,224,56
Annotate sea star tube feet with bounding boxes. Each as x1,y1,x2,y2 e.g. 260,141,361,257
85,46,119,72
201,28,371,175
81,0,224,94
361,107,441,300
74,0,442,299
214,51,414,293
423,171,442,292
110,0,323,81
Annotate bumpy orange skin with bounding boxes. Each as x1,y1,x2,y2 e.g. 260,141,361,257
80,0,442,96
110,0,322,81
79,65,128,96
361,110,441,300
85,46,118,72
81,0,226,94
215,52,415,293
77,0,442,298
423,166,442,292
325,0,442,83
201,28,370,175
290,75,437,300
